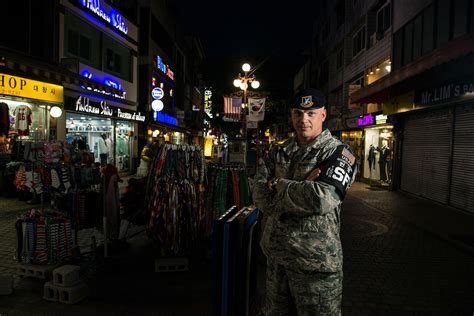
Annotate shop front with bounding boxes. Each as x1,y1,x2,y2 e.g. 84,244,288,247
0,73,64,142
358,112,394,186
0,73,64,200
64,92,144,173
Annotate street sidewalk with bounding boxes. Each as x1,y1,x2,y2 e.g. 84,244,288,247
348,181,474,255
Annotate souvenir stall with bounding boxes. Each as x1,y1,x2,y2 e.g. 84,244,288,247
145,143,206,259
10,139,105,265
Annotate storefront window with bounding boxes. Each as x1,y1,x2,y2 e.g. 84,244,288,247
363,126,393,183
3,99,50,141
115,121,132,171
66,113,113,164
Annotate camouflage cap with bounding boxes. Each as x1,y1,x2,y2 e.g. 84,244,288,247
292,88,327,110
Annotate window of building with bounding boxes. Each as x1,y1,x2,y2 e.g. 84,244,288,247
352,26,366,57
64,11,101,69
402,20,413,65
422,4,434,55
376,2,392,36
103,35,131,81
453,0,468,38
436,0,451,47
412,14,423,60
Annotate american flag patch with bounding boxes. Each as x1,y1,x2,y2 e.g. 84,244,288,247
342,148,355,165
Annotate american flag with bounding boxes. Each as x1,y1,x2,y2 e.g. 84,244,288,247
223,96,242,121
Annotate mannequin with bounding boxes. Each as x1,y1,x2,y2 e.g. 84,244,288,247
368,144,376,171
98,133,108,165
378,139,391,182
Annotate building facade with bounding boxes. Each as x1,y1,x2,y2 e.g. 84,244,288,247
301,0,474,213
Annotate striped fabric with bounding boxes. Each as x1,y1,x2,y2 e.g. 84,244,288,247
34,222,48,264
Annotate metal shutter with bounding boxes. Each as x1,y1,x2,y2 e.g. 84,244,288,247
450,104,474,213
400,108,452,203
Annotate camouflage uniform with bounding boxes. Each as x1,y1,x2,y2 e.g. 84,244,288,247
253,129,356,315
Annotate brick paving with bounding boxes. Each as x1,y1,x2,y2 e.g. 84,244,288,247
1,181,474,315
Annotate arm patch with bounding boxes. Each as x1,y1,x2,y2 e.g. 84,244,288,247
316,144,356,200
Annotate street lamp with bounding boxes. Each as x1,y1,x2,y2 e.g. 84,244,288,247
232,63,261,165
233,63,260,110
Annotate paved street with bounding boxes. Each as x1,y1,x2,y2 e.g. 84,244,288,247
342,184,474,315
1,181,474,315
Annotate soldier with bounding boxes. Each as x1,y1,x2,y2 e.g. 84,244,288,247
252,88,357,315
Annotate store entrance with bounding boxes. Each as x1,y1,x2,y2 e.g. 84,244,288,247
363,126,394,185
66,113,132,172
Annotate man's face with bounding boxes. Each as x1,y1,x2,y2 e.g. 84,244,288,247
291,107,327,144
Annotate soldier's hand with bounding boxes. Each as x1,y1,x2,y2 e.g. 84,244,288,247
306,168,321,181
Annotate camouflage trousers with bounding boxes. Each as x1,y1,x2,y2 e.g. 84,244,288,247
265,258,342,316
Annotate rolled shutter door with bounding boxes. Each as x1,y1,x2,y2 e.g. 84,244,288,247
400,108,451,204
450,104,474,213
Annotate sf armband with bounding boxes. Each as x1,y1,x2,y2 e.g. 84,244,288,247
316,144,356,200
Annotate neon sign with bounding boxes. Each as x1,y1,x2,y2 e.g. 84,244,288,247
357,113,374,126
80,0,128,35
153,111,177,126
81,70,126,99
156,55,174,81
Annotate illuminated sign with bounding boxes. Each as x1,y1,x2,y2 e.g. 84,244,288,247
80,70,126,99
155,55,174,81
153,111,177,126
204,89,213,118
357,113,374,126
376,114,388,124
79,0,128,35
152,87,164,100
0,73,63,103
75,95,112,116
67,95,144,122
116,108,145,122
152,100,164,112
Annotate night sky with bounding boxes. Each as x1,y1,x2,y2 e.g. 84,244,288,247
176,1,322,97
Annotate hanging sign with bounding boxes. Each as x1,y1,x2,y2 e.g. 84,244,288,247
152,87,164,100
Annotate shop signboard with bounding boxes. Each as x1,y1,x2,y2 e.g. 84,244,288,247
416,79,474,106
78,0,129,36
375,114,387,124
357,113,374,126
152,87,164,100
156,55,174,81
0,73,63,103
66,95,145,122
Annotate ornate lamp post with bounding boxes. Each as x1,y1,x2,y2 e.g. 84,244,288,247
232,63,261,165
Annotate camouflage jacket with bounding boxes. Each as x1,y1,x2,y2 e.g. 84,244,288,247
252,129,356,272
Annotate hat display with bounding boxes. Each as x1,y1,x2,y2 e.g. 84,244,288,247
291,88,327,110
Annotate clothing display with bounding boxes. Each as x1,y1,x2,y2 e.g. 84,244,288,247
206,163,251,222
15,209,74,265
145,143,205,255
368,144,376,171
13,105,32,136
378,145,391,181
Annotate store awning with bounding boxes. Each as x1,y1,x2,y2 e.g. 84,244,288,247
0,47,123,96
351,33,474,104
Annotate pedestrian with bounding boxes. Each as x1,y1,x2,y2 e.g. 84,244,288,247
252,88,357,315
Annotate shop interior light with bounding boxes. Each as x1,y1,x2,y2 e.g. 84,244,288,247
385,65,391,72
376,67,380,71
50,106,63,118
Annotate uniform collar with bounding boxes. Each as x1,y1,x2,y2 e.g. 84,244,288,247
281,129,333,155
